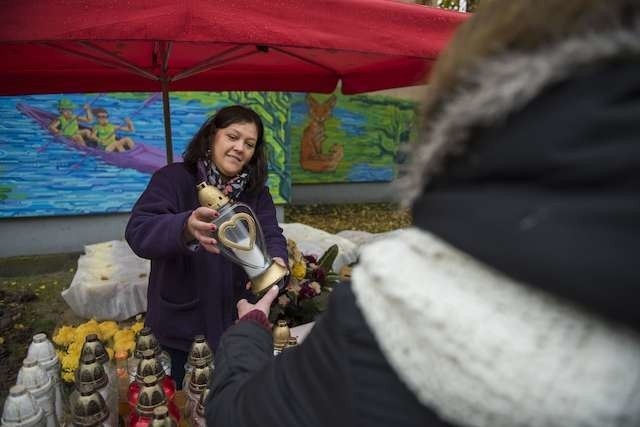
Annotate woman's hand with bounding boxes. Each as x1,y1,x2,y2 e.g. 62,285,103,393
185,207,220,254
237,285,279,319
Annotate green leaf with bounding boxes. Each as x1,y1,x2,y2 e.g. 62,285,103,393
318,244,339,272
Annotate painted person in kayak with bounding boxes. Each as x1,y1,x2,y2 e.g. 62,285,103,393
48,98,94,146
89,108,136,152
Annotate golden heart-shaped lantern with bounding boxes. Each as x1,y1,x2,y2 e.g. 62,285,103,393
197,181,287,295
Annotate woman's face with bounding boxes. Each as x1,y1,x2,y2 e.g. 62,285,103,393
210,121,258,177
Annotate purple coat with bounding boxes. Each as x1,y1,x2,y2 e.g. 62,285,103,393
125,162,287,352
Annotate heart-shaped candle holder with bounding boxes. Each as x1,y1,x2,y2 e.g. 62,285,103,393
197,181,288,295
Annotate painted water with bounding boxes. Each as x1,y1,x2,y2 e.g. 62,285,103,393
0,93,200,217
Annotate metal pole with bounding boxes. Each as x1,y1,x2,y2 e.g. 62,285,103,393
161,78,173,164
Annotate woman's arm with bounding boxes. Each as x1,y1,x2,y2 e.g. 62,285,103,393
125,168,197,259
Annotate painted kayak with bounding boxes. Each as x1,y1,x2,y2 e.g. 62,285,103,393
17,102,179,174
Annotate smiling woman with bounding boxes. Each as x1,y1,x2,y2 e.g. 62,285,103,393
125,105,288,388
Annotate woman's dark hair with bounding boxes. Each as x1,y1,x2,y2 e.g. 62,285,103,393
183,105,268,194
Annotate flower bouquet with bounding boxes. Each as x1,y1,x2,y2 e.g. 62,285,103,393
269,240,341,327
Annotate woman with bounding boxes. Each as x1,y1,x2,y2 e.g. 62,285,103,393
205,1,640,426
125,105,288,387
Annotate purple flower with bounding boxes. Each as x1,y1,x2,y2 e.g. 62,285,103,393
313,267,326,284
303,254,317,264
298,282,317,301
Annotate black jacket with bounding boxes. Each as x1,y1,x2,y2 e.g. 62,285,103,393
205,282,454,427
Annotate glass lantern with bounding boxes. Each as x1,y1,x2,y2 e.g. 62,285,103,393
197,181,288,296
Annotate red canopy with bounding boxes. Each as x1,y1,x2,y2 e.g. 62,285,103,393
0,0,466,95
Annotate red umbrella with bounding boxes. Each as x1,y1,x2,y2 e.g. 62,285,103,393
0,0,467,161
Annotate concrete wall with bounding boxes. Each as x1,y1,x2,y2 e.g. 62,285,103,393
0,181,403,257
1,213,131,257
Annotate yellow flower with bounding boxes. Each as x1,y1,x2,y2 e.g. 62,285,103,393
113,339,135,353
61,351,80,372
98,321,119,341
62,370,75,383
53,325,75,347
105,347,114,360
114,328,135,344
292,261,307,280
130,321,144,335
74,320,101,343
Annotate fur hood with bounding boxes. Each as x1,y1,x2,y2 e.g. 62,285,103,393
400,21,640,205
351,228,640,427
353,23,640,427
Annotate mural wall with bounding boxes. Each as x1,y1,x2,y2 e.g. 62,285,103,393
290,92,417,183
0,91,417,218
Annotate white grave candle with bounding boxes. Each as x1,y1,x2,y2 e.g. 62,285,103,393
232,237,268,277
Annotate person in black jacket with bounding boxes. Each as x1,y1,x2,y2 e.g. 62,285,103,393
205,1,640,426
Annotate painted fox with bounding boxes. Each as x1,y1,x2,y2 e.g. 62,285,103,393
300,94,344,172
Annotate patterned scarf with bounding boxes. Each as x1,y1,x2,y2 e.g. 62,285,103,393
200,159,250,201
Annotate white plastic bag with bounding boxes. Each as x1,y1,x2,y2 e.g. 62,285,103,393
61,240,150,321
280,223,358,272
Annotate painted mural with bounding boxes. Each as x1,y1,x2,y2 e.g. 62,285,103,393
0,92,290,218
290,92,418,183
0,91,416,218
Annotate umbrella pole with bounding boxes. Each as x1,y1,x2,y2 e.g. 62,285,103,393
161,79,174,164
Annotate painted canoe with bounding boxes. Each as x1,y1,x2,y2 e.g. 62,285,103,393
17,103,179,174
